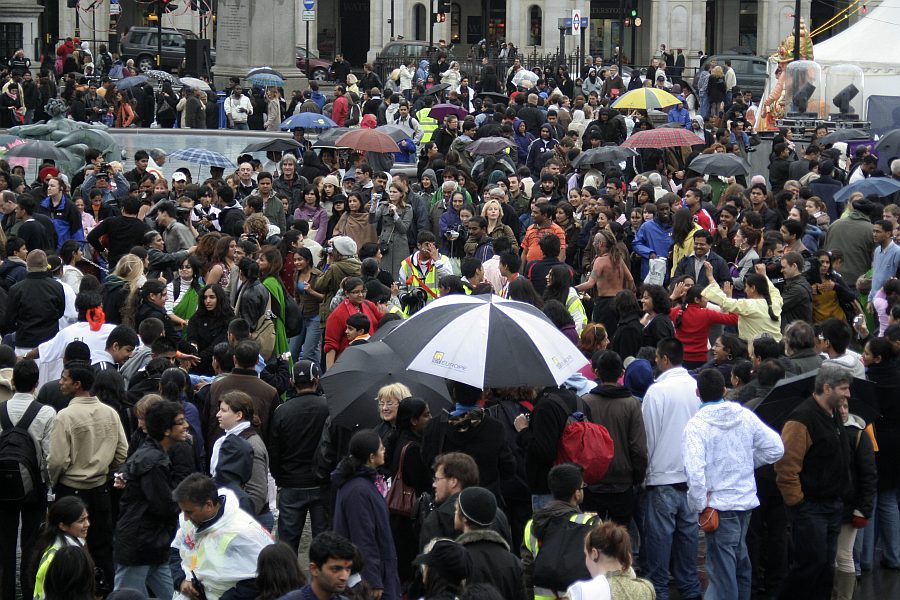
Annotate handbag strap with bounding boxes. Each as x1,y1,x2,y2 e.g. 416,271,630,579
395,442,412,485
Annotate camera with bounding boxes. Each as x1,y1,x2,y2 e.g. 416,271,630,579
752,256,784,285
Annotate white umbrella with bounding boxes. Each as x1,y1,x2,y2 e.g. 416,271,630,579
381,294,587,388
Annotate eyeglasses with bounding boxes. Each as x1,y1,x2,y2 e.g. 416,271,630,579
433,475,448,482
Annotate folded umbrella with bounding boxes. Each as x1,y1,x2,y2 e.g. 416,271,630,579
322,341,453,429
381,294,587,388
833,177,900,204
280,112,337,131
571,146,637,168
687,153,751,177
465,136,517,155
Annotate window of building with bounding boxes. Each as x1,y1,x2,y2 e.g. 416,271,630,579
0,23,24,61
414,3,426,41
529,6,542,46
451,4,461,44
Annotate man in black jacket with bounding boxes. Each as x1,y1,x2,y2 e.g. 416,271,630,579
87,196,151,269
673,229,730,287
270,360,330,553
768,143,792,192
2,250,64,354
779,251,813,332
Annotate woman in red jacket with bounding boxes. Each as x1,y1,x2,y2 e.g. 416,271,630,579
669,283,739,369
323,276,383,368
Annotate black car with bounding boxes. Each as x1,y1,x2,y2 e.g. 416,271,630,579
120,27,216,72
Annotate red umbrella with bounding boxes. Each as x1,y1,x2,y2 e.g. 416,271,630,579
620,127,703,149
334,129,401,153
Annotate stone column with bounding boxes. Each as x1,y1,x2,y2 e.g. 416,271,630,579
214,0,307,95
0,0,43,61
758,0,809,56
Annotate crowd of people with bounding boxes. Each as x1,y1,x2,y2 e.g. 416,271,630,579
2,37,900,600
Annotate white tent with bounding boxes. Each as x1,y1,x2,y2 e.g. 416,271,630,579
815,0,900,119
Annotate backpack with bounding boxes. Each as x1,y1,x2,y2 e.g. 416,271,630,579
0,402,43,505
237,285,276,360
553,393,614,485
532,513,599,591
283,294,303,338
347,103,361,127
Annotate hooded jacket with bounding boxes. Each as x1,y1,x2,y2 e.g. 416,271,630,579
581,384,648,492
3,271,65,348
513,119,536,164
332,466,401,600
682,401,784,512
39,194,83,250
525,125,558,177
841,413,877,521
457,529,528,600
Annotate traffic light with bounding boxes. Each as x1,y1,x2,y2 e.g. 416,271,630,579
630,0,638,18
433,12,446,23
437,0,451,12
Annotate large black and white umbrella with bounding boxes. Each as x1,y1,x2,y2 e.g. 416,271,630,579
381,294,588,389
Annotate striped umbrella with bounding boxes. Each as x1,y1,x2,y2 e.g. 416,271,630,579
620,127,704,149
611,87,682,110
168,148,236,169
381,294,587,388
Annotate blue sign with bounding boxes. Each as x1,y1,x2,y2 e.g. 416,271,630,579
303,0,315,9
582,17,589,26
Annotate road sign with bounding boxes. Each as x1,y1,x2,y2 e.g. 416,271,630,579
302,9,315,20
572,10,581,35
303,0,314,9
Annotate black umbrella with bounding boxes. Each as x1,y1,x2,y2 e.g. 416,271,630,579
241,138,303,153
321,341,453,429
687,153,752,177
375,125,411,142
755,370,880,430
423,83,450,97
312,127,352,149
466,136,516,155
4,140,72,162
819,129,870,145
571,146,637,168
476,91,509,104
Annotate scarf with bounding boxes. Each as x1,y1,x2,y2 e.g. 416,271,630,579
209,420,251,476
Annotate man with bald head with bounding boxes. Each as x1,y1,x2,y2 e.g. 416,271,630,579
518,92,545,137
235,161,257,201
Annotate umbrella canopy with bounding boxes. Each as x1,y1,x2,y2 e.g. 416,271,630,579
423,83,450,97
179,77,211,92
687,153,752,177
621,127,702,149
115,75,148,91
819,129,869,145
754,370,880,430
375,125,412,142
511,69,538,88
322,341,453,429
571,146,637,168
0,135,26,152
168,148,236,169
612,88,682,110
874,129,900,153
312,127,352,148
335,129,401,154
381,294,588,388
4,140,72,162
280,112,337,131
465,136,517,155
248,73,286,88
429,103,469,122
476,91,509,104
833,177,900,204
247,66,285,79
241,138,303,153
144,70,179,85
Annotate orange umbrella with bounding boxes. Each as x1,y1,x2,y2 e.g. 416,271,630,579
334,129,401,153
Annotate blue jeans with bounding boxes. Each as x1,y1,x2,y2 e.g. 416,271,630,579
880,488,900,567
637,485,701,600
699,95,709,119
705,509,752,600
231,122,249,130
114,562,173,600
277,487,328,553
300,315,322,362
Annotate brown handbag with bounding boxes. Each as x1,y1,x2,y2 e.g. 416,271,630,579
699,506,719,533
386,443,417,517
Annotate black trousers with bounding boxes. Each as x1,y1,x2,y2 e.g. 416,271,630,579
55,482,114,592
582,486,636,527
747,492,788,596
0,496,45,600
777,499,842,600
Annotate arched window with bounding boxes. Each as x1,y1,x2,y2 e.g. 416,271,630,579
414,4,427,41
529,6,542,46
451,3,461,44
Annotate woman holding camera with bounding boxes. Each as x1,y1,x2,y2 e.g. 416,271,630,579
370,182,413,280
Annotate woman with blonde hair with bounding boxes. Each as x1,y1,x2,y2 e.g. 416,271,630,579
103,254,144,324
370,182,413,279
473,198,518,254
265,88,281,132
566,521,655,599
374,382,412,442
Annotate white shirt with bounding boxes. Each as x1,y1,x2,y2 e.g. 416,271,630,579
682,401,784,512
37,322,117,389
57,277,78,331
566,573,611,600
642,366,700,485
224,94,253,123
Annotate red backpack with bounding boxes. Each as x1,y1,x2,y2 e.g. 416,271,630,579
554,394,614,485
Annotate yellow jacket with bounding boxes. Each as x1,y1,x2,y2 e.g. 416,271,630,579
671,223,703,276
702,277,783,343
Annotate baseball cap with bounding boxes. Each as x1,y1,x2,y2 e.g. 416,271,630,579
172,172,187,182
293,359,321,384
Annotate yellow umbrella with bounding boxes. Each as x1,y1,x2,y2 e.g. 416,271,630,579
611,88,682,110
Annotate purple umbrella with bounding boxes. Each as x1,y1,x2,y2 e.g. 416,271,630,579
429,103,469,122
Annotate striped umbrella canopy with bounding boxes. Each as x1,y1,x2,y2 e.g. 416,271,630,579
380,294,587,388
620,127,703,149
168,148,236,169
611,87,682,110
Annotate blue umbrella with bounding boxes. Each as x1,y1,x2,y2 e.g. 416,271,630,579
248,73,285,88
833,177,900,204
168,148,236,169
115,75,149,91
280,112,337,131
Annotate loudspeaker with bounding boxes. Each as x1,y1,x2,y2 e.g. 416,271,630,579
185,38,211,77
